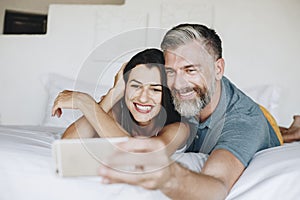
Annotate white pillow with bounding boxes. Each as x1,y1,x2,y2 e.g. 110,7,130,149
242,85,281,121
41,73,111,128
42,74,281,127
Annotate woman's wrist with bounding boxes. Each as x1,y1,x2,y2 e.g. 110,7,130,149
100,87,123,112
75,92,95,110
110,87,123,101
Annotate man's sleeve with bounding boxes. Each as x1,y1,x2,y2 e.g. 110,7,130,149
213,112,270,167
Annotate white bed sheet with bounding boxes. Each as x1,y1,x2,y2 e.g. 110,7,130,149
227,142,300,199
0,125,300,200
0,125,167,200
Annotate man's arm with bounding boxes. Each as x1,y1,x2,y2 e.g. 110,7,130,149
98,146,244,200
161,149,245,200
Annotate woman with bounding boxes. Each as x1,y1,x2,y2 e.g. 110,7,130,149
52,49,190,155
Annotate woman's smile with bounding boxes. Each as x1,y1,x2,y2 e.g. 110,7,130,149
134,103,153,114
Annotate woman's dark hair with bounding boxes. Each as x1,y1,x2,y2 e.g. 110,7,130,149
114,48,181,135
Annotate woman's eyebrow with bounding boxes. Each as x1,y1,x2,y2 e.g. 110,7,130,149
130,79,162,87
129,79,142,84
150,84,163,87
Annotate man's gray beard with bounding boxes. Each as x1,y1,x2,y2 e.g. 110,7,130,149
172,93,210,117
171,83,215,118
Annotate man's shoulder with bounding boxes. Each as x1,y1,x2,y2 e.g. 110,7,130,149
221,76,257,112
221,76,243,96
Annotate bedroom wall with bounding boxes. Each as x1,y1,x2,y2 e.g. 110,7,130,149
0,0,299,126
0,0,124,34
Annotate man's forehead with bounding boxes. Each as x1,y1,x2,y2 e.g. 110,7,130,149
164,43,214,68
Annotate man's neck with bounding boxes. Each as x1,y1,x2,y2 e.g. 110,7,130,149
198,80,222,122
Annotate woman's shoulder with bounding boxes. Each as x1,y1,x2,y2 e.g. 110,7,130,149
160,121,190,133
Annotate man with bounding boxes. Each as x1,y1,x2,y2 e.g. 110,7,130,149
98,24,283,200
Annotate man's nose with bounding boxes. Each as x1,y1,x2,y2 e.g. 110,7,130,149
173,73,188,90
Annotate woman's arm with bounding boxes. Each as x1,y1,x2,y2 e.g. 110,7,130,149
58,63,126,139
99,63,126,113
52,90,130,138
59,88,123,139
141,122,190,156
61,116,96,139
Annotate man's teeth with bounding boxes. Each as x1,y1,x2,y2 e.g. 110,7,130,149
136,104,152,111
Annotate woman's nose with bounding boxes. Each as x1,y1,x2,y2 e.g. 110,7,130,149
137,87,149,103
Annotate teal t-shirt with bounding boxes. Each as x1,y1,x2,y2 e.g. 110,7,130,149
185,76,280,167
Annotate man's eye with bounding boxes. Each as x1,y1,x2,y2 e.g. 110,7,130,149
186,68,197,74
166,70,175,76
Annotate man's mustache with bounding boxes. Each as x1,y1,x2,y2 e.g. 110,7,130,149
171,86,208,97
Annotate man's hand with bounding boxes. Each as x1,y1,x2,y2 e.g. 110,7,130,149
98,139,244,200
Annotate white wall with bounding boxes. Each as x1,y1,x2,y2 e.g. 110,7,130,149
214,0,300,126
0,0,299,126
0,0,124,34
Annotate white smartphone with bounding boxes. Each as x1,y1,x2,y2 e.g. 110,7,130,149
52,137,170,177
52,137,129,177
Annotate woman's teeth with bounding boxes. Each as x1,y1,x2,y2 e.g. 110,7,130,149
135,104,152,111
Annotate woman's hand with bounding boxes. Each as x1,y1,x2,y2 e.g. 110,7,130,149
99,63,127,112
52,90,93,118
111,62,127,99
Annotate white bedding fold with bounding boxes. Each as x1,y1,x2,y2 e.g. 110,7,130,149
1,125,300,200
0,125,169,200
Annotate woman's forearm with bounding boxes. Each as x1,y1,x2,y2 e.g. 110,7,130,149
59,89,124,139
77,94,129,138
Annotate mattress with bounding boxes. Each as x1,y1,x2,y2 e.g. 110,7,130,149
0,125,299,200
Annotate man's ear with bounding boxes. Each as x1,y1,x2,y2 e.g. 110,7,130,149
215,58,225,80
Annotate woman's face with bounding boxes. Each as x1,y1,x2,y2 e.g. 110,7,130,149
124,64,163,125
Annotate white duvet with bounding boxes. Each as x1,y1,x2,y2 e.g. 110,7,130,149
0,125,299,200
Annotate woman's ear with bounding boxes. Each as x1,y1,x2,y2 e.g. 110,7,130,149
215,58,225,80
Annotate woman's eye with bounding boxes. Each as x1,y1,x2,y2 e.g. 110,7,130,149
153,88,162,92
130,84,140,88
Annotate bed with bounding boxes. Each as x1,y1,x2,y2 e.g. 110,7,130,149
2,73,299,200
1,124,300,200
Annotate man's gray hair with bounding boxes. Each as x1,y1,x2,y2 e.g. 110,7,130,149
161,24,222,60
